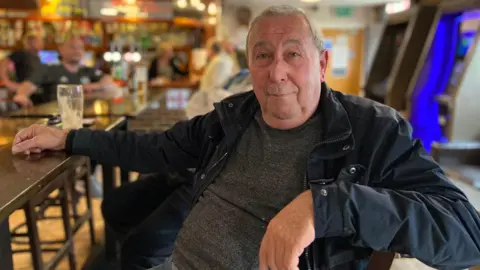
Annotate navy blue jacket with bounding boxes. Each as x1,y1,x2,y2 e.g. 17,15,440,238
67,84,480,269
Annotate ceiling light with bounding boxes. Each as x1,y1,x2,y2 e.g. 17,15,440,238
177,0,187,9
100,8,118,16
125,0,136,4
385,0,410,14
124,52,132,61
112,52,122,62
208,17,216,25
197,3,206,11
103,52,112,62
132,52,142,62
207,2,217,15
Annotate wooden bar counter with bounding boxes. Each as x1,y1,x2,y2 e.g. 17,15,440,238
0,117,125,270
9,78,199,119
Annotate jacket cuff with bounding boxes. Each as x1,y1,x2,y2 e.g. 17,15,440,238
67,128,93,156
65,130,76,155
310,181,352,238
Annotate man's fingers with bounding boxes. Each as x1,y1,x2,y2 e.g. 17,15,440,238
274,239,286,270
282,243,297,270
285,254,299,270
266,238,277,270
13,125,39,145
12,138,38,154
30,148,42,153
259,240,269,270
13,127,32,146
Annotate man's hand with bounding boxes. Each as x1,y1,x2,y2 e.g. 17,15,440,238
13,94,33,107
259,190,316,270
82,83,98,93
11,124,70,155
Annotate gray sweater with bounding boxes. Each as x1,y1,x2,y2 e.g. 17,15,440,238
173,111,323,269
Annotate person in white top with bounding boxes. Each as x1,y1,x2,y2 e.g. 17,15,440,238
199,40,234,92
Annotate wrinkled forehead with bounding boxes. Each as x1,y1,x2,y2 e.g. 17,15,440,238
248,15,312,49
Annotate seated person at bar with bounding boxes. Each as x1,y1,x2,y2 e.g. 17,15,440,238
149,44,190,85
13,34,115,107
0,31,43,92
199,39,234,91
148,43,175,83
11,5,480,270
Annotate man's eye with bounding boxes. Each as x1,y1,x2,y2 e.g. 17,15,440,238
288,52,301,57
256,53,270,60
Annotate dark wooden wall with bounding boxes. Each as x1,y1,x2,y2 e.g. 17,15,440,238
0,0,38,10
386,5,439,111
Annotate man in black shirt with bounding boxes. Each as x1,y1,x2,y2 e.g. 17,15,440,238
0,32,43,92
14,35,115,106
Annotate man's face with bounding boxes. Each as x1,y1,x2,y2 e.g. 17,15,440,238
163,48,174,60
31,36,44,52
248,15,328,130
208,47,216,60
25,36,44,52
223,41,235,54
60,38,85,64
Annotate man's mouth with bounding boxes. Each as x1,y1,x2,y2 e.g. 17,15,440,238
269,93,295,97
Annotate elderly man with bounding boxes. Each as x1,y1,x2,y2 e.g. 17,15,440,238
11,5,480,270
13,34,115,107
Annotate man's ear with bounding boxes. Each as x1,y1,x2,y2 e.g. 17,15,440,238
320,50,329,82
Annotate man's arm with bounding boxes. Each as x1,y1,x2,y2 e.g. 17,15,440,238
83,69,115,92
83,75,115,92
15,64,47,97
311,117,480,268
16,81,38,96
0,57,20,91
66,113,210,173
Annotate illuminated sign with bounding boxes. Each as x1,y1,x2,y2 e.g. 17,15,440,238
40,0,87,17
89,0,173,19
385,0,411,15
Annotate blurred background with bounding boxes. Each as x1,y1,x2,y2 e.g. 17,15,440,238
0,0,479,269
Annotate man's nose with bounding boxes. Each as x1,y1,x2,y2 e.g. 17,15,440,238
269,59,288,83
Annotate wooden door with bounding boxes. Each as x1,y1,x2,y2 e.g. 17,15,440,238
323,29,364,96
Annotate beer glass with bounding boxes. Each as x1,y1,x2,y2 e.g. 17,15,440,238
57,84,84,129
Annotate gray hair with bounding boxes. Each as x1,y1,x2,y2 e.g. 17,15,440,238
245,5,324,58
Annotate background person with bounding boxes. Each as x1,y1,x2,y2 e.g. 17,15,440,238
13,34,115,107
198,39,234,91
0,31,43,92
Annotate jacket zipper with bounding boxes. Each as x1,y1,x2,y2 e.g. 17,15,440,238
191,151,228,205
304,174,313,270
303,131,352,270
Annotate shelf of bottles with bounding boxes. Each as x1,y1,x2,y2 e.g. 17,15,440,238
104,21,200,52
0,19,24,48
0,18,104,51
26,19,104,50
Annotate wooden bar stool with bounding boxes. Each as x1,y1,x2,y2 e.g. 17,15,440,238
69,157,96,246
14,170,76,270
10,157,96,270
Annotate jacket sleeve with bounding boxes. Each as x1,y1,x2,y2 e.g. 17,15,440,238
310,117,480,269
66,113,210,174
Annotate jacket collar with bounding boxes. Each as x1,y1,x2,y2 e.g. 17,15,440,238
213,83,354,151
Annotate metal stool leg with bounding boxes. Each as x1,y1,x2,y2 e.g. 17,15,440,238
24,204,44,270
